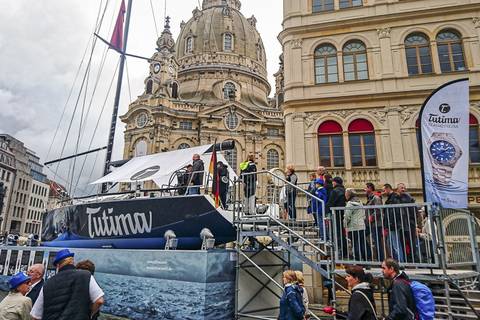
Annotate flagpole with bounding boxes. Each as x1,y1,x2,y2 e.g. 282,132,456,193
102,0,133,193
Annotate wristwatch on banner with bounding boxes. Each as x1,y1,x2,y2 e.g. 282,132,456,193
427,132,463,185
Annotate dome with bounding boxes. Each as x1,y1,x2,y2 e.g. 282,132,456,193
174,0,270,107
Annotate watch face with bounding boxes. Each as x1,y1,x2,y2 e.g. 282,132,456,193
430,140,456,164
153,63,161,74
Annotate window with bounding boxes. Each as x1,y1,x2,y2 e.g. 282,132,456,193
224,145,237,169
134,140,147,157
436,30,466,72
343,41,368,81
179,121,193,130
339,0,362,9
224,82,236,100
470,114,480,163
185,37,193,53
267,128,280,136
146,80,153,94
348,119,377,167
171,82,179,99
313,0,334,12
225,111,239,130
315,44,338,84
178,143,191,150
224,33,233,52
405,33,433,75
266,149,280,170
318,120,345,167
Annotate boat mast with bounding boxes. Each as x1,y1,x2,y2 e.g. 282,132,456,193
102,0,133,193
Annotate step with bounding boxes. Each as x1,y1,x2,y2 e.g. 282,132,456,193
434,311,479,320
434,296,480,304
435,304,478,313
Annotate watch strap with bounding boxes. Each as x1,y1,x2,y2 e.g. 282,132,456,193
432,166,453,184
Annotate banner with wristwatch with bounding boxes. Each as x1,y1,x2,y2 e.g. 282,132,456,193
420,78,469,209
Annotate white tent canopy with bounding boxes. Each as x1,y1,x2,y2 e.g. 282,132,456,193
92,144,238,187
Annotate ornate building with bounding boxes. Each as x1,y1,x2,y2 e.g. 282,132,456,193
121,0,285,179
279,0,480,209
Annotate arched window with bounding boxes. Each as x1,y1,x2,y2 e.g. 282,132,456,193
312,0,334,12
224,82,236,100
146,80,153,94
343,41,368,81
171,82,179,99
470,114,480,163
134,140,148,157
266,149,280,170
348,119,376,167
224,145,237,170
339,0,362,9
436,30,466,72
178,143,191,150
225,111,239,130
185,37,193,54
318,120,344,167
314,44,338,84
224,33,233,52
405,33,433,75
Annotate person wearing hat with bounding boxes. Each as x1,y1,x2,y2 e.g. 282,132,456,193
326,176,348,258
30,249,104,320
0,272,32,320
307,179,328,235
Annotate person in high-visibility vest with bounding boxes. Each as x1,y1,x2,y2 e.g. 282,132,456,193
239,154,257,215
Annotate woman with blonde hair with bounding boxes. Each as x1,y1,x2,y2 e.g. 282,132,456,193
294,271,310,319
279,270,305,320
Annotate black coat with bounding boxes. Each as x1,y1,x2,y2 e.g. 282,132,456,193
27,279,44,304
191,159,204,186
240,161,257,197
336,284,376,320
398,192,419,230
386,272,416,320
326,185,346,214
384,192,401,229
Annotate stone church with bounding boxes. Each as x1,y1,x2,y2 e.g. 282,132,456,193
121,0,285,177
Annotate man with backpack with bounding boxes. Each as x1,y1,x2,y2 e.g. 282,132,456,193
382,258,435,320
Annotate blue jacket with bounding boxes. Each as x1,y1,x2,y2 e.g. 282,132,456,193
308,187,327,217
279,284,305,320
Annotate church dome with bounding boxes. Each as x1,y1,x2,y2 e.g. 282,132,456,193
174,0,270,107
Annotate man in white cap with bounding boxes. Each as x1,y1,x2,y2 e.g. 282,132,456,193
30,249,104,320
0,271,32,320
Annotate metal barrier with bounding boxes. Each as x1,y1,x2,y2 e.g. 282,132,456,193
330,203,439,268
440,209,479,268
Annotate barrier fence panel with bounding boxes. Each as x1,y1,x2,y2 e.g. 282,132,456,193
330,203,438,268
440,209,479,268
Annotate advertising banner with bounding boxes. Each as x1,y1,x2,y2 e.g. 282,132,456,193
420,79,469,208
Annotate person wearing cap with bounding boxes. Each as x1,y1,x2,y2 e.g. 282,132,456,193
26,264,45,305
30,249,104,320
0,272,32,320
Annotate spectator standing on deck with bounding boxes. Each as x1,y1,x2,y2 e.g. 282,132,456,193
217,161,230,208
382,184,403,262
324,174,334,199
0,272,32,320
382,258,416,320
26,264,45,305
31,249,104,320
397,183,420,263
365,183,384,261
344,188,368,261
285,164,298,220
240,155,257,215
326,177,347,257
316,166,326,181
188,154,204,195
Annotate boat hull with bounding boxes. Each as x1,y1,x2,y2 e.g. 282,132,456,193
41,195,236,249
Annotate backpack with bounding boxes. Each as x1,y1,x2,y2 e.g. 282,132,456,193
397,278,435,320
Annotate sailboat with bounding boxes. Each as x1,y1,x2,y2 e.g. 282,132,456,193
41,0,237,250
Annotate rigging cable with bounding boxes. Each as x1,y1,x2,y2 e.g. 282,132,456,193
150,0,159,38
125,59,133,102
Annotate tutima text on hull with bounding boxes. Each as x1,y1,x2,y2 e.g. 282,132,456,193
41,143,237,250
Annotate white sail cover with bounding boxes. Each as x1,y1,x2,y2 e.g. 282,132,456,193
92,144,238,187
92,145,212,184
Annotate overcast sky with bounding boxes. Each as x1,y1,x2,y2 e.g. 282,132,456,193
0,0,282,195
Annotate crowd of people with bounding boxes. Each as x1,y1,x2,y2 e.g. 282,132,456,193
280,258,433,320
0,249,104,320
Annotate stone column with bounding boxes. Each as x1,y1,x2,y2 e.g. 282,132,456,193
377,27,394,77
469,17,480,70
290,113,307,171
386,107,409,183
430,41,442,75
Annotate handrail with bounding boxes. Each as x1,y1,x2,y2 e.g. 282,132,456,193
447,279,480,318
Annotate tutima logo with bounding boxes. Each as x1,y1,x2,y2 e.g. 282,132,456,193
130,165,160,180
439,103,451,113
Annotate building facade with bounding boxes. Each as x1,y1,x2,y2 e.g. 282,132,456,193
0,140,16,232
0,135,49,236
279,0,480,209
121,0,285,181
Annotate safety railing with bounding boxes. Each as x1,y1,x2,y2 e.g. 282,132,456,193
330,202,439,268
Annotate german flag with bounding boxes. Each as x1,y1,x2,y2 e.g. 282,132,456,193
209,143,220,207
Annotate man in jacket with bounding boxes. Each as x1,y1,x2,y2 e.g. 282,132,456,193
382,184,404,262
188,154,204,195
382,258,416,320
365,183,384,261
326,177,347,258
397,183,420,263
26,264,44,305
240,155,257,215
31,249,104,320
0,272,32,320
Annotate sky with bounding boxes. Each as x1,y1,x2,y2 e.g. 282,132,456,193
0,0,283,195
